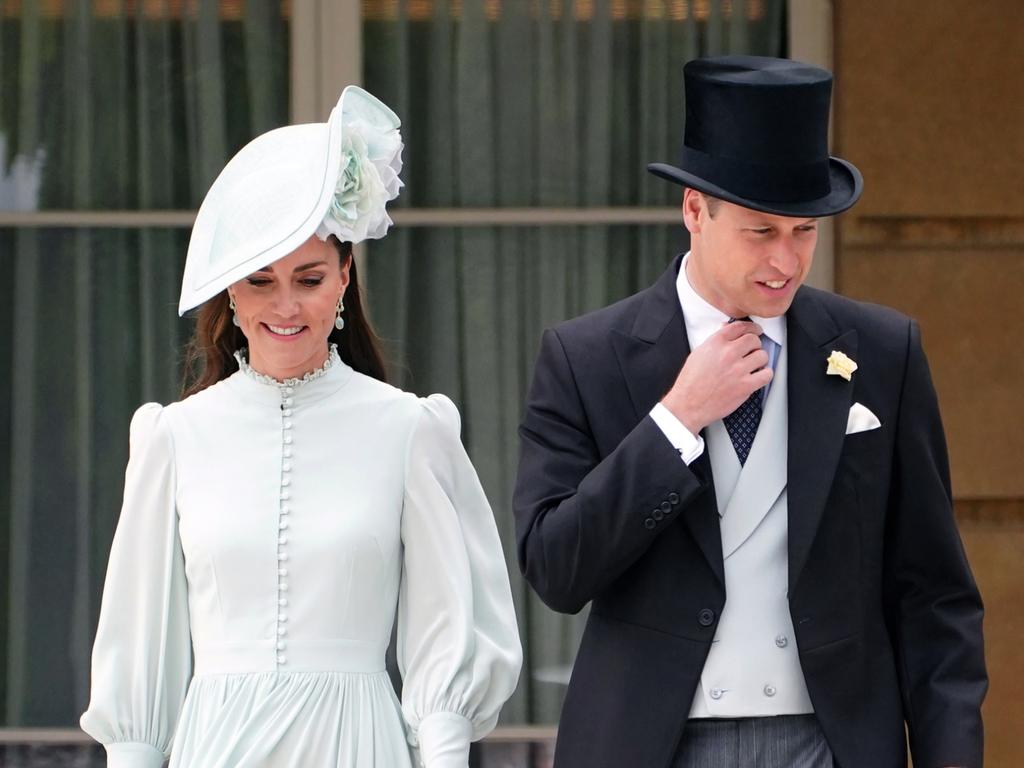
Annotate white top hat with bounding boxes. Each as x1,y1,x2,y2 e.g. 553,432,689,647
178,85,403,315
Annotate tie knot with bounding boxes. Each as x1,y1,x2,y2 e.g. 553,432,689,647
730,316,763,341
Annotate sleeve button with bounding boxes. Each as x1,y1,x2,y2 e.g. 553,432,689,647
697,608,716,627
668,492,680,505
660,501,672,513
643,517,656,530
652,509,664,521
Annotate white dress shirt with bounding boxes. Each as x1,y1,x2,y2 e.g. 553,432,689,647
650,252,786,463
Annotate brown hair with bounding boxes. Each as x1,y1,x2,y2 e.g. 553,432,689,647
696,190,723,217
180,237,387,398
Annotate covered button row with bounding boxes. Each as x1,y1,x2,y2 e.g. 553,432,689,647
278,397,293,666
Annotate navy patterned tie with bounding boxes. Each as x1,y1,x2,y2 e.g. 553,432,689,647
722,317,764,465
723,388,762,465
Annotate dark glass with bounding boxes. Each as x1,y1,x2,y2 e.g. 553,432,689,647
0,226,190,726
0,3,290,212
363,1,785,209
366,223,687,725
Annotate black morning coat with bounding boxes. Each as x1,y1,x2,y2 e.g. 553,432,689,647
513,255,987,768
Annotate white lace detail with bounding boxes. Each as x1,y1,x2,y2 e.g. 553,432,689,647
235,344,341,388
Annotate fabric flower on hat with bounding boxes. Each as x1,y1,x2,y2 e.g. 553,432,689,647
316,117,403,244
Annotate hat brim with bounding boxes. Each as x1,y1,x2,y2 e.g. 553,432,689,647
178,85,402,316
178,117,343,316
647,156,862,218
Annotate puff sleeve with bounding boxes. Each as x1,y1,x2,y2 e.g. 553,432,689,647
80,403,192,768
398,395,523,768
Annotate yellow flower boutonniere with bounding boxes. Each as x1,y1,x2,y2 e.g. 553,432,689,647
826,350,858,382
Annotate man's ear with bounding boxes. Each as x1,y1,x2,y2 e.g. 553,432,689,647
682,188,704,236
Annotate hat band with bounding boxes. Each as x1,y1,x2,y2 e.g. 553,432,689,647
679,146,831,203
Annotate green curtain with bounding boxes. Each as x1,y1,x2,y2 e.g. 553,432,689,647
0,0,784,734
363,0,786,724
0,0,288,726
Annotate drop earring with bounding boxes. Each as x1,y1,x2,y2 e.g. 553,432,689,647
335,297,345,331
229,295,240,327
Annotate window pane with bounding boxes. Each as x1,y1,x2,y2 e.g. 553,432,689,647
0,226,189,725
363,1,785,208
365,222,687,723
0,2,289,212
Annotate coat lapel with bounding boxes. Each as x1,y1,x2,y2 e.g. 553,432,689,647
610,256,724,587
610,257,691,421
786,288,858,590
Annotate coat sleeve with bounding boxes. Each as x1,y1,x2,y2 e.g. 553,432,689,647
398,394,523,768
886,320,987,768
513,327,709,615
79,403,192,768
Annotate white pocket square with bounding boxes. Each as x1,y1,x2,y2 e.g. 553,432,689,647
846,402,881,435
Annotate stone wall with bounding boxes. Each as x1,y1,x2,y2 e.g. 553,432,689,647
833,2,1024,763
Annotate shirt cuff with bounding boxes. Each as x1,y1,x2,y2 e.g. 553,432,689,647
650,403,705,464
104,742,166,768
416,711,473,768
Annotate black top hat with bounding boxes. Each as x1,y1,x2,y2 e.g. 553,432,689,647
648,55,862,217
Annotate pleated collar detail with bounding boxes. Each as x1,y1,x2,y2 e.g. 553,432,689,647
229,344,353,406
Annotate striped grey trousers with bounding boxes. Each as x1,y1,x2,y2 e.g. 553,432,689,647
672,715,835,768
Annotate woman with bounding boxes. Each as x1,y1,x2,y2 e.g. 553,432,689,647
80,86,522,768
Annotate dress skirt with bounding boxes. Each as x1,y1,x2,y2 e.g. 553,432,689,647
171,671,413,768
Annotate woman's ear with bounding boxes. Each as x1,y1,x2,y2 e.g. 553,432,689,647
339,253,353,293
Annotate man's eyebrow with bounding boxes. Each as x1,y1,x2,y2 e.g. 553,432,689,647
744,219,817,228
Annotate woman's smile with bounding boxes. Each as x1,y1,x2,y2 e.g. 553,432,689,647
263,323,308,340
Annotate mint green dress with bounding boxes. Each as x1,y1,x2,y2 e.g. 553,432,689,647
80,350,522,767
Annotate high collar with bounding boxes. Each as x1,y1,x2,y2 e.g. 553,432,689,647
226,344,354,407
676,252,786,349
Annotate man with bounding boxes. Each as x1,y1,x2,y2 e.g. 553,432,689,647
514,56,986,768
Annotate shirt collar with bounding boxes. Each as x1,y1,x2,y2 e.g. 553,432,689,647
676,252,786,349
